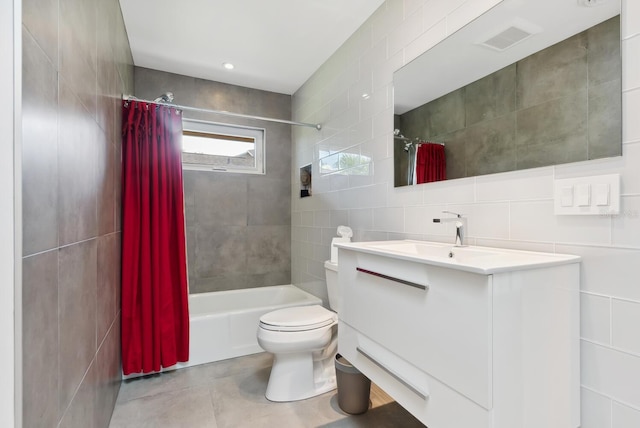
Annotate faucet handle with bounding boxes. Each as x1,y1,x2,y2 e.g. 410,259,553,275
442,210,464,218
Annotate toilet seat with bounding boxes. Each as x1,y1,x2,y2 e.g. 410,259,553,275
259,305,337,332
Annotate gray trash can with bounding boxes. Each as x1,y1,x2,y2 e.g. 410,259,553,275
335,353,371,414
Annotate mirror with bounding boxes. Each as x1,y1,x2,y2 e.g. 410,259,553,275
393,0,621,187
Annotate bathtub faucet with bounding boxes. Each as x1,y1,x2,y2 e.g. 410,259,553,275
433,211,467,247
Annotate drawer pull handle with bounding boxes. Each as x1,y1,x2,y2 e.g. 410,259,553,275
356,267,428,290
356,347,429,400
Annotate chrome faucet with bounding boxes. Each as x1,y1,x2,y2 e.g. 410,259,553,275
433,211,467,247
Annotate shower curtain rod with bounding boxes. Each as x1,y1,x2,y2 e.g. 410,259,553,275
394,135,444,146
122,94,322,130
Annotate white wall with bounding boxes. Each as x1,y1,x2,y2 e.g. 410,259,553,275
0,0,20,426
291,0,640,426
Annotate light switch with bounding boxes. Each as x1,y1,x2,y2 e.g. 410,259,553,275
560,186,573,207
575,184,591,207
554,174,619,215
595,183,610,206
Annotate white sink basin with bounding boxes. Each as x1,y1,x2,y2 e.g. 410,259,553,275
335,240,580,274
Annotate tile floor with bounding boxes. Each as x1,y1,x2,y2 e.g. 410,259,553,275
109,352,426,428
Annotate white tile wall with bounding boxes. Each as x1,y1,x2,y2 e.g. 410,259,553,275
622,35,640,90
613,401,640,428
582,341,640,409
622,89,640,142
581,293,611,345
612,299,640,355
581,387,612,428
292,0,640,423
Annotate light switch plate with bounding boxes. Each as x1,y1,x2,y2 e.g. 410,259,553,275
554,174,620,215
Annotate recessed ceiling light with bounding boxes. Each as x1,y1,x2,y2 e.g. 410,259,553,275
222,62,235,70
361,93,370,100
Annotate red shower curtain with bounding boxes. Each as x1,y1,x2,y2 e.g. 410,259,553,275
121,100,189,375
415,142,446,184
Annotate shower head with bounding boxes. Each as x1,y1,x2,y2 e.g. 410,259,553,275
153,92,174,103
394,129,401,136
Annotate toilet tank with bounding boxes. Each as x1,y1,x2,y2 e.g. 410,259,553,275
324,260,341,314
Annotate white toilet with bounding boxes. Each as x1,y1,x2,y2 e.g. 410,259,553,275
257,228,348,402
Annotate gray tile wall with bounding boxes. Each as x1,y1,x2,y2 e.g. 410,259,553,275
21,0,133,425
397,16,621,183
135,67,292,294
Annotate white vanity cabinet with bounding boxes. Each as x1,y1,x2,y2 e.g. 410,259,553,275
336,242,580,428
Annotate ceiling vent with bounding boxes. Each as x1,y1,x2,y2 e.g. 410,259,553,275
479,25,534,51
577,0,611,7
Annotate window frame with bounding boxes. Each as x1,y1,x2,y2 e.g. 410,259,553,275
181,118,266,175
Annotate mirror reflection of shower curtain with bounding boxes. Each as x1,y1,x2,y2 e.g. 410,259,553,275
415,142,446,184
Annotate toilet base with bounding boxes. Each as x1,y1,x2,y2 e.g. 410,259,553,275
265,349,337,402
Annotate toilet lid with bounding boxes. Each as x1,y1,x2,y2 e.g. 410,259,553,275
259,305,337,332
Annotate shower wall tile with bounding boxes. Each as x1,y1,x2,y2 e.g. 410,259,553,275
191,173,248,227
59,361,97,428
22,250,59,428
248,178,291,226
115,232,122,319
96,128,116,235
96,57,120,142
59,0,97,116
97,234,119,345
115,140,123,232
22,0,129,425
22,0,58,65
58,239,97,416
138,67,293,293
245,271,294,289
192,78,254,116
96,315,121,428
189,275,244,294
96,0,120,141
114,4,134,93
246,225,291,274
58,81,98,245
265,123,293,180
134,67,196,107
195,225,248,278
22,28,59,256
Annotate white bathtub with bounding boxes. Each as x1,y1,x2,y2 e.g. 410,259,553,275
178,285,322,368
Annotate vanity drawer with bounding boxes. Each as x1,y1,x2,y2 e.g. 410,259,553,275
339,250,492,409
339,322,492,428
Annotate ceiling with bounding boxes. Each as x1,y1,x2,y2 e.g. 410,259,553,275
119,0,385,95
